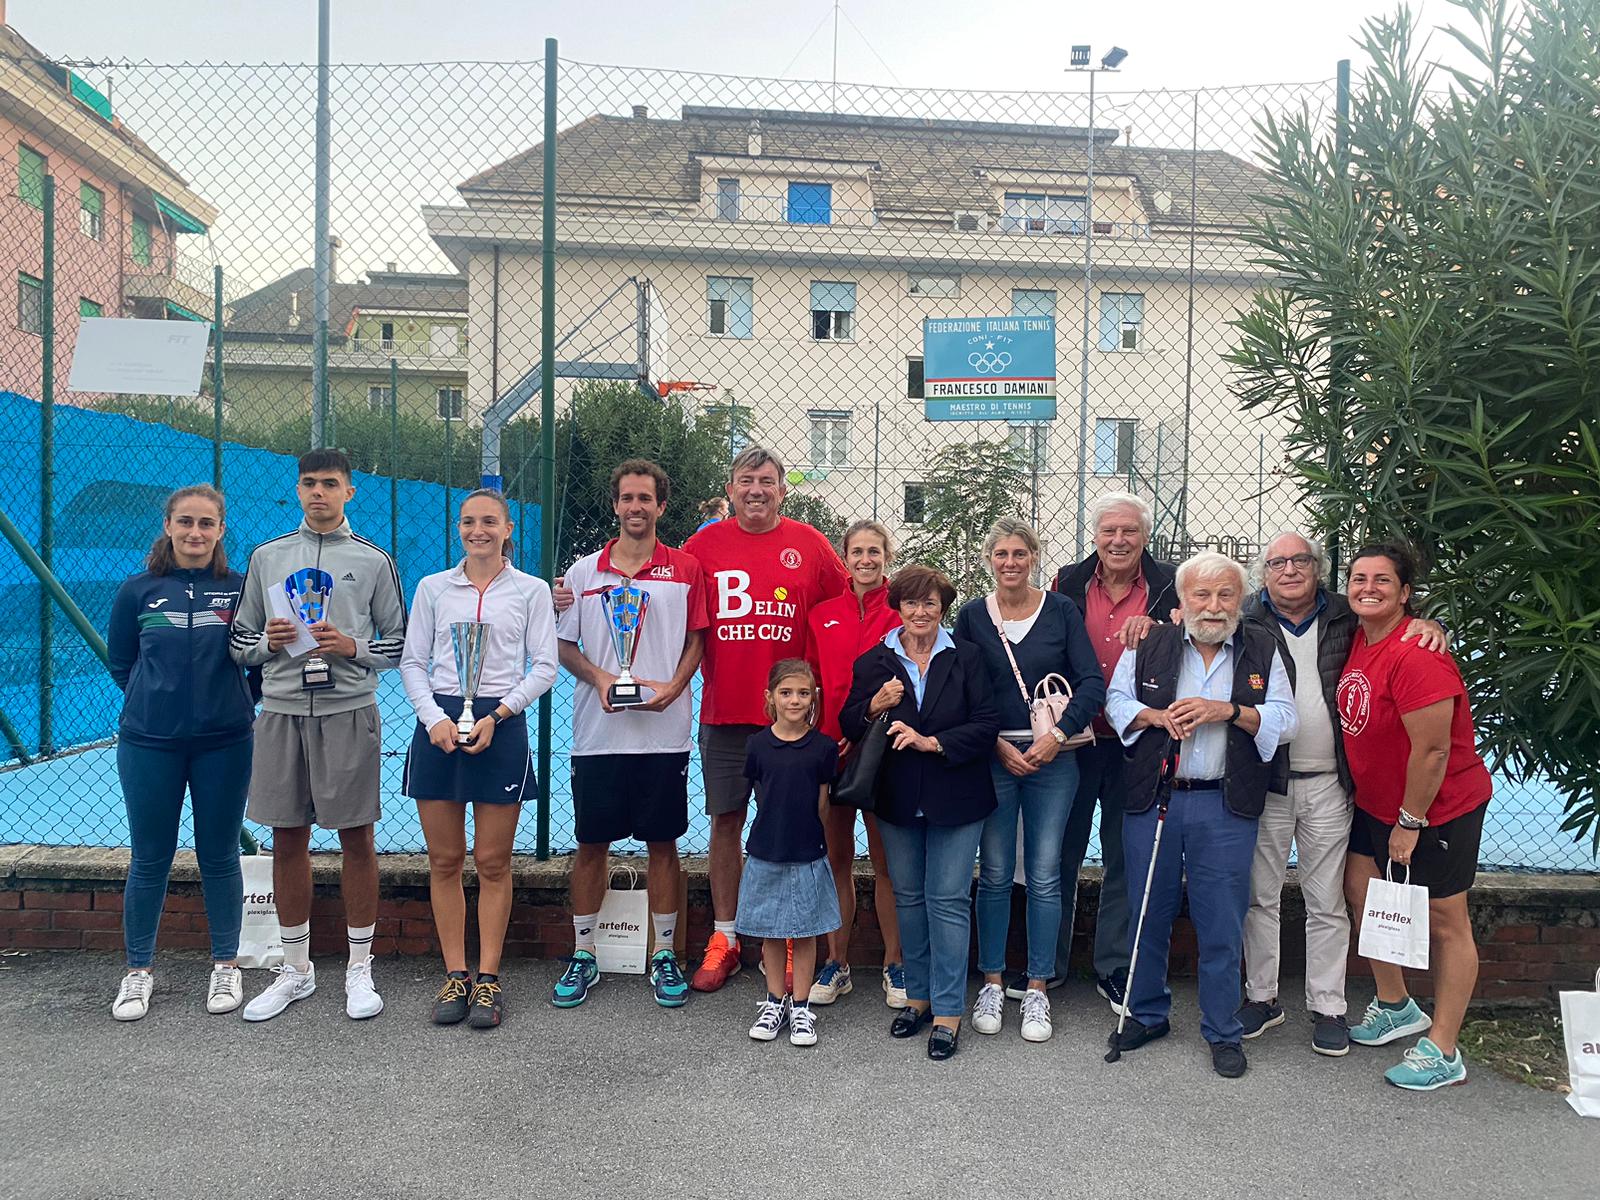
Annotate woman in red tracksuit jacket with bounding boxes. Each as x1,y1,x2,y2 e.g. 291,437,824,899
803,519,905,1009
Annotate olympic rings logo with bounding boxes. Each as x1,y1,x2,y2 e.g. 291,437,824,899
967,351,1013,374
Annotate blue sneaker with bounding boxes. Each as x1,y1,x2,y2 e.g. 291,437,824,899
1349,996,1432,1047
650,949,689,1008
551,951,600,1008
1385,1037,1468,1091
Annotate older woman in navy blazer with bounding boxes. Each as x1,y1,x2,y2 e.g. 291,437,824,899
840,565,998,1061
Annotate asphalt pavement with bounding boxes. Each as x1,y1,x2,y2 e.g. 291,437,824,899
0,950,1593,1200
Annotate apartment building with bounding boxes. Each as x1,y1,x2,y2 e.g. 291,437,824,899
425,103,1295,560
0,19,216,403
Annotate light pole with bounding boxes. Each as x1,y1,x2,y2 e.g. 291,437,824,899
1069,45,1127,558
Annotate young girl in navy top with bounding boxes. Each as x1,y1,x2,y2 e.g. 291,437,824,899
736,659,841,1046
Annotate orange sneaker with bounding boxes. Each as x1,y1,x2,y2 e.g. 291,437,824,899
690,931,742,992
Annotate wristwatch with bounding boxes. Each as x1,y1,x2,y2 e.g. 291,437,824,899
491,710,507,726
1048,726,1066,746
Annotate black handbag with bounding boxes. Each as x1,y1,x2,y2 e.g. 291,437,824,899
832,714,890,811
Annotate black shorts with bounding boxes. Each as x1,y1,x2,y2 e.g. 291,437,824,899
572,751,691,845
402,694,535,806
1355,803,1486,899
698,723,763,816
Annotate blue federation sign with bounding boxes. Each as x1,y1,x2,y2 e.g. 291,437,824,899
922,316,1057,421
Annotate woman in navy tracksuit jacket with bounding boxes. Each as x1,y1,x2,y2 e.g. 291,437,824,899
106,485,257,1021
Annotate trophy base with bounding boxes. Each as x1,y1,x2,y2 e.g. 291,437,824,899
455,717,478,744
301,657,334,692
607,680,646,708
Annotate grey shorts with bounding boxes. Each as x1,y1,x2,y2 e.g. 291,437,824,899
246,707,383,830
698,723,763,817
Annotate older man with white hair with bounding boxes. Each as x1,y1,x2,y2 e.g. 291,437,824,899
1237,530,1446,1057
1045,491,1179,1011
1104,551,1297,1078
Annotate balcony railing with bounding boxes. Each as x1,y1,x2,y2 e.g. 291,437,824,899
346,335,466,358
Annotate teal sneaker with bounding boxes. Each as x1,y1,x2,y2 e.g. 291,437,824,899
550,951,600,1008
1384,1037,1467,1091
650,949,689,1008
1349,996,1432,1047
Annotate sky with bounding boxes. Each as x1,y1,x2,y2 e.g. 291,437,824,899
14,0,1475,92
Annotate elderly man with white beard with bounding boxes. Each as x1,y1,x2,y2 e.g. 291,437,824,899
1103,551,1297,1078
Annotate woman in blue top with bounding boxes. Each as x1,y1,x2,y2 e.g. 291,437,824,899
952,517,1106,1045
105,485,257,1022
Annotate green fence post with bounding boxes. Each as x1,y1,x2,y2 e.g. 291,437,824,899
212,265,225,489
39,173,55,757
443,404,453,569
389,358,399,566
536,36,558,861
1329,58,1351,583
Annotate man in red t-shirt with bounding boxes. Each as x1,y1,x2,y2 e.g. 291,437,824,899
681,446,849,991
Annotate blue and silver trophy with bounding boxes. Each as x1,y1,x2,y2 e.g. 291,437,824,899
600,583,651,709
284,567,336,691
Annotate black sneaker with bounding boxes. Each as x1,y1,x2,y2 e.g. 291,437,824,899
1311,1011,1351,1057
468,976,503,1029
1006,970,1069,1000
1096,970,1129,1016
1237,998,1286,1040
431,972,471,1025
1211,1041,1248,1078
1107,1016,1170,1053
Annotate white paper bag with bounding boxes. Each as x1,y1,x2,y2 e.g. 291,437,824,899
1358,866,1430,970
236,853,283,969
593,867,650,975
1560,969,1600,1119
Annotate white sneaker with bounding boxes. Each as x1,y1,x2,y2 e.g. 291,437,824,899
112,970,154,1021
1020,987,1054,1043
345,956,384,1019
789,1003,819,1047
881,963,908,1009
808,961,852,1005
243,962,316,1022
971,982,1005,1035
206,964,244,1014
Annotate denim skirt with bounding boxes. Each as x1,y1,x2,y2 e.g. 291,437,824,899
734,855,842,940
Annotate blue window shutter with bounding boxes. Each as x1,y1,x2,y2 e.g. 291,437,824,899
1012,289,1056,318
1098,295,1121,350
787,182,832,225
810,281,855,312
1093,420,1116,473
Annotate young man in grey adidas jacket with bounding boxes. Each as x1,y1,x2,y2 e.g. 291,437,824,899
228,448,407,1023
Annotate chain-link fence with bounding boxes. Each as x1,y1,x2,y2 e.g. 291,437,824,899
0,39,1589,870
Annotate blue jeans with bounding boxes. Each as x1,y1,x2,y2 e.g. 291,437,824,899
1122,787,1259,1044
1056,736,1130,980
976,751,1079,979
877,815,984,1019
119,737,253,968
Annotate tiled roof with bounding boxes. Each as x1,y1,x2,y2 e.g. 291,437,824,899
227,267,466,340
458,105,1272,228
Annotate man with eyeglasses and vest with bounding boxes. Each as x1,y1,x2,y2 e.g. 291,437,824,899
1104,551,1297,1078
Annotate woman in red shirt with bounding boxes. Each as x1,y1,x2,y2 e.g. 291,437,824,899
804,519,905,1008
1336,543,1491,1092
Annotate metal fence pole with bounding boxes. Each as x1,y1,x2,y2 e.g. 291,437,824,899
1072,70,1097,559
389,357,399,564
1328,59,1352,582
212,265,224,489
310,0,331,448
443,405,454,568
1179,89,1200,542
536,36,558,861
39,173,55,756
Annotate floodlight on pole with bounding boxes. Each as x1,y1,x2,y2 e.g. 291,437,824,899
1065,43,1129,556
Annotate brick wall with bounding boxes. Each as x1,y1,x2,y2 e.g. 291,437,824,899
2,846,1595,1002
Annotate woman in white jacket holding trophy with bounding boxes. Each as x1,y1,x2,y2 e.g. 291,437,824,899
400,488,557,1030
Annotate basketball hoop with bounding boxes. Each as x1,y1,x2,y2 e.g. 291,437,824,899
656,380,718,397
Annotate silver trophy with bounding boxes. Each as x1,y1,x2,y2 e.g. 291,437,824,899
600,583,651,709
449,621,493,743
285,568,336,692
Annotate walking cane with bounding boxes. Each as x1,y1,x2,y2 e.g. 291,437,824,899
1105,737,1181,1063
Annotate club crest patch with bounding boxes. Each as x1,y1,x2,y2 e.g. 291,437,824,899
1248,673,1265,690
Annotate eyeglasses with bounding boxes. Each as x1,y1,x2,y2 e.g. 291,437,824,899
1264,553,1317,573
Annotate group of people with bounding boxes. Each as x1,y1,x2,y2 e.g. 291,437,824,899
105,443,1492,1091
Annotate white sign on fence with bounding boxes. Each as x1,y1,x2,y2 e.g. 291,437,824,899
68,317,210,397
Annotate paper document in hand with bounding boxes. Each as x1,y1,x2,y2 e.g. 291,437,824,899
267,585,322,657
